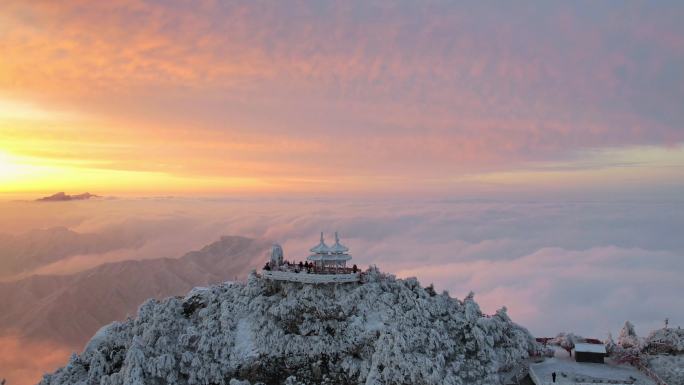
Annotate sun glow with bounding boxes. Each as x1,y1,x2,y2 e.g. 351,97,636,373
0,151,30,181
0,98,78,121
0,153,268,196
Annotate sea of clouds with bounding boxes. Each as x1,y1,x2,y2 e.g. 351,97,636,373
1,196,682,339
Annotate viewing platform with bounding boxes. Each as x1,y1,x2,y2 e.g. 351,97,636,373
261,232,360,284
261,270,359,284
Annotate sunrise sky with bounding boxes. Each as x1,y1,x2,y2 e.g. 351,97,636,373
1,1,683,198
2,4,684,384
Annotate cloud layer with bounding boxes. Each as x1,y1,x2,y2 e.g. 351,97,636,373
1,197,681,338
0,196,681,385
0,335,72,385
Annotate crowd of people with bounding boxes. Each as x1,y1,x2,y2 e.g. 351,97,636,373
263,260,359,274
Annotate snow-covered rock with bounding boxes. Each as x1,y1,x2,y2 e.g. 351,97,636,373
40,270,538,385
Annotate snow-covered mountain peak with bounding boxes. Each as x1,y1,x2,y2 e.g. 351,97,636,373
40,269,539,385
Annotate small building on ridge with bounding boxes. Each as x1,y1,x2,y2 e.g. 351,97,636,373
573,342,607,364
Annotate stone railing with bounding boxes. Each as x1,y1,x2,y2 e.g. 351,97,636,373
261,270,360,284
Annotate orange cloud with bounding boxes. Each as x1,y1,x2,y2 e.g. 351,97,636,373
0,1,682,196
0,334,74,385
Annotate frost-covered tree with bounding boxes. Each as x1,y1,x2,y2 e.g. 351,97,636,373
609,321,644,367
618,321,640,349
601,322,684,385
40,269,538,385
605,332,617,355
551,332,581,357
644,325,684,354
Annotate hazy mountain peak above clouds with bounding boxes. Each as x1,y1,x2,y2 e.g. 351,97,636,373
0,226,149,281
0,235,271,348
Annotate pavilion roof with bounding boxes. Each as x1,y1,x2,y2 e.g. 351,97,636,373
329,231,349,254
309,232,331,254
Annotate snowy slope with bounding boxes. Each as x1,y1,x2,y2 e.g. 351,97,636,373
530,346,655,385
40,270,538,385
647,355,684,385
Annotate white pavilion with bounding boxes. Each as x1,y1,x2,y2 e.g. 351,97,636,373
307,232,352,270
261,232,359,284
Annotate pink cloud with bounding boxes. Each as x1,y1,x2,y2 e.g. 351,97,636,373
1,1,682,185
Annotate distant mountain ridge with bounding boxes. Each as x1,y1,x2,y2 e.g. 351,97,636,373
36,192,100,202
0,235,271,348
0,226,148,280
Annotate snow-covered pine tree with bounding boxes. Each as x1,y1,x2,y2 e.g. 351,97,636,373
618,321,640,349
